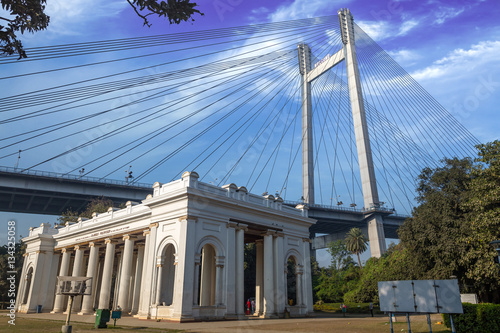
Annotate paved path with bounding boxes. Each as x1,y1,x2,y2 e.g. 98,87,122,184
16,312,385,332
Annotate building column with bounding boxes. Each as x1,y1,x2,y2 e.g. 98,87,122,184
98,238,116,309
155,264,163,305
79,242,100,314
172,215,197,321
274,233,285,315
131,245,145,314
16,253,29,311
214,257,224,306
52,248,72,313
296,265,303,307
224,222,237,317
302,238,314,313
193,254,201,306
235,224,246,316
137,229,151,317
112,251,122,309
200,246,213,306
263,231,275,317
117,235,135,312
68,245,85,313
255,239,264,316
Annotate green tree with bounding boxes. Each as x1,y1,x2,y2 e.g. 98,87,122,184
58,197,114,225
398,157,473,283
0,0,49,58
314,240,358,303
1,0,203,58
327,240,350,271
461,141,500,302
128,0,203,27
343,243,412,303
345,227,368,268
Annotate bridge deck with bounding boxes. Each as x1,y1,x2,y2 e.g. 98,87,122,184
0,166,152,215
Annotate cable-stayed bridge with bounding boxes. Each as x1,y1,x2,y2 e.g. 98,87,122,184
0,10,479,257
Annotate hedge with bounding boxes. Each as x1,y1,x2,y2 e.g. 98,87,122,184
442,303,500,333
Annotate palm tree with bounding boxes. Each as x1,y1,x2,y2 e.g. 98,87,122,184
345,227,368,268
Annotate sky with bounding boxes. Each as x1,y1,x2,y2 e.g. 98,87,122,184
1,0,499,266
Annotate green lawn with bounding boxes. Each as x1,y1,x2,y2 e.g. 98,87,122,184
0,317,183,333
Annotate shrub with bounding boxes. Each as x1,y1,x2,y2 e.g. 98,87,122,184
442,303,500,333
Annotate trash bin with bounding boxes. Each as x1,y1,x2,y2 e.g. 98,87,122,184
95,309,110,329
36,305,42,313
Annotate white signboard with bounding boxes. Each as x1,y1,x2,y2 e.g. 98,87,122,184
378,280,414,312
435,280,463,314
378,279,463,314
413,280,436,313
378,281,395,312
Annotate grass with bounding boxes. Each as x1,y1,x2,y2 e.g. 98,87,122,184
0,317,183,333
0,312,453,333
313,302,383,314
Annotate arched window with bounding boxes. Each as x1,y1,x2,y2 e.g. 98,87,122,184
22,267,34,305
157,244,176,306
199,244,216,306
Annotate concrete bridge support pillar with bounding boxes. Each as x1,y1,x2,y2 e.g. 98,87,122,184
339,8,386,257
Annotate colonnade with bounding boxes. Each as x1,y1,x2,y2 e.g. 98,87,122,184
51,230,149,315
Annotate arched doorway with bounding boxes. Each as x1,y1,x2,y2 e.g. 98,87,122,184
156,244,176,306
286,257,297,306
199,244,216,306
22,267,33,305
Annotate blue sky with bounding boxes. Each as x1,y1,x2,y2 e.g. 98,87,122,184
1,0,499,265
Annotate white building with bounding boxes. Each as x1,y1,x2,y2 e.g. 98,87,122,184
16,172,315,321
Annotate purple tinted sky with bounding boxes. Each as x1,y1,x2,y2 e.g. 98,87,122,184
9,0,498,141
1,0,499,265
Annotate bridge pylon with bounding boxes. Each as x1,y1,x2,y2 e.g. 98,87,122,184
297,8,387,257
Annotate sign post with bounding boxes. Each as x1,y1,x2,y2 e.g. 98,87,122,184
378,279,463,333
56,276,92,333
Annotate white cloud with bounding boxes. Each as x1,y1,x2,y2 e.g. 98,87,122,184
397,19,419,36
267,0,347,22
357,20,391,41
357,18,419,41
434,7,464,25
387,49,421,66
411,40,500,81
43,0,128,36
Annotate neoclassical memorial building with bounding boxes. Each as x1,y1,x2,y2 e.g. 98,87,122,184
16,172,315,321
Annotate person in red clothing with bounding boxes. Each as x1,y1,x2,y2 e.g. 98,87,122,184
246,299,251,315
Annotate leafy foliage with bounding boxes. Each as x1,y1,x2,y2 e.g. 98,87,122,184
343,244,413,303
313,141,500,304
0,0,50,58
460,141,500,300
127,0,203,27
314,240,359,303
58,197,114,225
398,157,473,282
326,240,351,271
1,0,203,58
442,303,500,333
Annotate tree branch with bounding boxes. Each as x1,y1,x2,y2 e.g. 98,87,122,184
126,0,152,27
0,16,14,23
